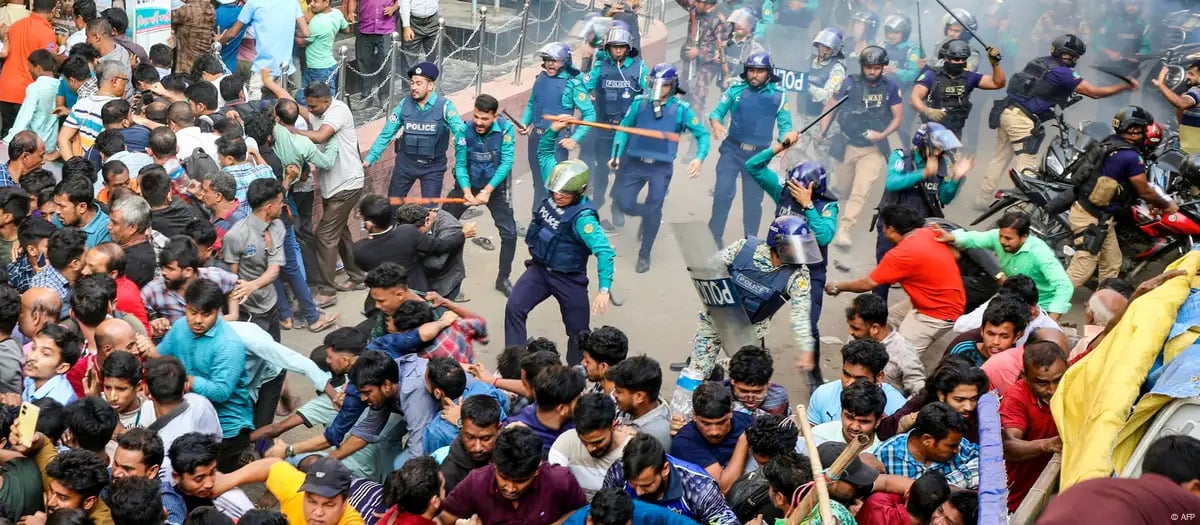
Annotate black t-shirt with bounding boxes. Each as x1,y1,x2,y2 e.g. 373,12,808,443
125,240,158,288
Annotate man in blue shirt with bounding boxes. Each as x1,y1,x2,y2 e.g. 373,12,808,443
707,51,793,245
346,350,437,470
157,278,254,472
53,175,111,248
670,382,753,493
564,486,694,525
808,340,908,425
214,0,308,98
363,62,467,201
979,33,1137,208
421,356,509,454
503,364,585,452
873,402,980,489
610,63,709,273
602,433,740,525
504,116,614,365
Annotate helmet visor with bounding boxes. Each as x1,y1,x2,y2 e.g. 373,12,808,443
928,127,963,152
546,161,589,194
652,76,670,98
774,233,824,265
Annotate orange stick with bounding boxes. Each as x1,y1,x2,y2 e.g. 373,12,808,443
388,197,468,205
541,114,681,142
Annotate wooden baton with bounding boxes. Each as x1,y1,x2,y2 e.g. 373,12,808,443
794,404,835,525
388,197,468,205
541,114,681,142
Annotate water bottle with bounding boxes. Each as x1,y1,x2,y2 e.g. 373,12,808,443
670,367,705,421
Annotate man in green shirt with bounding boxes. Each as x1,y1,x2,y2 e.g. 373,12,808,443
932,211,1073,319
300,0,349,96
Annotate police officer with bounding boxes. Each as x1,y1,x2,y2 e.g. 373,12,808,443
936,9,982,72
820,45,903,248
978,34,1137,208
1095,0,1150,115
846,10,880,69
793,28,847,166
721,7,766,87
1066,106,1177,287
519,42,597,218
881,14,923,88
363,62,467,200
505,115,616,366
686,214,818,378
874,122,972,298
1033,0,1091,49
680,0,726,116
582,25,648,230
910,39,1006,141
609,63,710,273
745,131,838,384
444,94,520,297
708,51,794,245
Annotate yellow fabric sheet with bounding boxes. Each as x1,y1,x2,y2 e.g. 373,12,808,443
1051,250,1200,489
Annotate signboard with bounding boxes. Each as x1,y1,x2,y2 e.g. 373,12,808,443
132,0,171,51
773,67,807,93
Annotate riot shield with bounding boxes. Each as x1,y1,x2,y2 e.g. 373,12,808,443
673,221,760,356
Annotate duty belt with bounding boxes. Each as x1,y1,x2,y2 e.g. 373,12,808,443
726,138,763,152
634,156,665,164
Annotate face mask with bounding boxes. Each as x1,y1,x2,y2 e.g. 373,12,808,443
944,61,965,74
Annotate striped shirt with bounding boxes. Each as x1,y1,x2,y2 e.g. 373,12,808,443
64,94,119,157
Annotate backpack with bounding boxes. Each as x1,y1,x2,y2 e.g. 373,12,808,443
1045,136,1134,215
181,147,221,181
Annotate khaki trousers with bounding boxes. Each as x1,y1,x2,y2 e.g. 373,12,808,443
897,308,955,359
979,107,1041,206
835,144,885,231
1065,202,1122,286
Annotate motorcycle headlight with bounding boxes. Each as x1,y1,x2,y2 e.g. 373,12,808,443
1046,155,1064,176
1165,65,1187,92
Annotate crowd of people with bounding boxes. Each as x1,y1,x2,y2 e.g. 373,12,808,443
0,0,1195,524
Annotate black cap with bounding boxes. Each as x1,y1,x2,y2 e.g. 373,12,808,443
817,442,879,488
298,456,353,498
408,61,439,81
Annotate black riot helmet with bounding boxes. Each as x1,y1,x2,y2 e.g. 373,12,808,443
1051,34,1087,59
1111,105,1154,134
859,45,889,67
939,39,971,60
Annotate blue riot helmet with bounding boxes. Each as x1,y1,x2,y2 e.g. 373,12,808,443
787,161,837,202
767,215,824,265
912,122,963,155
539,42,574,71
740,51,778,85
650,62,684,98
813,27,845,60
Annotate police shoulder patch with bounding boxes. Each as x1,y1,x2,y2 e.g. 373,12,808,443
1072,71,1081,79
583,223,595,234
578,92,588,102
781,100,790,111
821,209,834,218
503,134,514,143
691,116,699,125
389,112,400,123
456,137,466,145
893,158,905,171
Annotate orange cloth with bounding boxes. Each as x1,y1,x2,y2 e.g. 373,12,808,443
0,14,56,103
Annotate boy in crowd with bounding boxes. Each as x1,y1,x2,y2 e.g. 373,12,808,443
168,432,255,519
808,339,906,424
580,326,628,396
101,350,155,433
421,356,508,454
810,378,886,452
725,346,789,416
44,449,115,524
947,295,1028,367
300,0,349,94
23,324,83,405
504,364,586,452
549,393,634,495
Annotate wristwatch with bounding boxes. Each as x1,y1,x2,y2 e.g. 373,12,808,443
801,203,816,212
599,287,610,294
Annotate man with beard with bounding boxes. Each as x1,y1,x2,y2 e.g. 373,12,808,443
41,449,114,525
1153,60,1200,154
142,236,239,336
439,395,503,492
53,175,111,248
549,393,634,495
346,351,437,469
873,402,980,489
670,382,752,493
1000,341,1067,512
844,293,924,395
946,296,1028,367
934,211,1073,319
364,62,466,200
439,426,586,525
602,433,739,525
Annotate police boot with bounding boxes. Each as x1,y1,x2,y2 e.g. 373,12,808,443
495,277,513,297
636,257,651,273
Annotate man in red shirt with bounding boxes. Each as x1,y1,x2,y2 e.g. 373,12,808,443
82,243,151,332
378,456,443,525
826,205,966,358
0,0,57,137
1000,340,1067,512
856,470,950,525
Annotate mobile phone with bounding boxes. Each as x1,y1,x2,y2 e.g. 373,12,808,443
17,403,39,448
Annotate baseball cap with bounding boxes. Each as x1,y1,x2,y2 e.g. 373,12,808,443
817,442,879,489
298,457,353,498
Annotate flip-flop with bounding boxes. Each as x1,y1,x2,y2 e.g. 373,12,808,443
308,313,341,333
472,237,496,251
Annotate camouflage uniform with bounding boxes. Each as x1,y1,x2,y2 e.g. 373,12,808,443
677,0,727,114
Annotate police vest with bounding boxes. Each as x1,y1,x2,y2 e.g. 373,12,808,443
729,84,784,148
532,73,570,130
464,118,507,188
596,58,642,123
883,41,918,72
1109,16,1144,57
1006,56,1074,120
625,98,684,162
725,38,756,70
804,60,840,116
1074,135,1139,215
925,68,973,132
729,238,794,324
879,150,947,219
526,199,596,273
399,96,450,160
837,75,893,147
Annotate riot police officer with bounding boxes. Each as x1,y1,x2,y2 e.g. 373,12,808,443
519,42,597,218
910,39,1006,141
1095,0,1150,115
1065,107,1177,287
846,10,881,70
936,9,982,72
875,123,973,298
820,45,903,248
978,34,1137,208
721,7,766,87
609,63,710,273
364,62,467,199
505,116,615,365
708,51,793,245
444,94,520,297
685,215,819,378
582,25,648,230
882,14,923,88
793,28,847,167
745,132,838,384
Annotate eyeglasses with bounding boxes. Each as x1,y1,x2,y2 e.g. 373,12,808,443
113,77,129,83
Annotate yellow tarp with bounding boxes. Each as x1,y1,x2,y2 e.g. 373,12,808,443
1051,250,1200,489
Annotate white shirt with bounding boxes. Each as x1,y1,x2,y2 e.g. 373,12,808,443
400,0,440,26
548,431,630,496
953,298,1063,347
174,127,220,161
156,393,223,482
309,99,365,198
64,30,87,55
